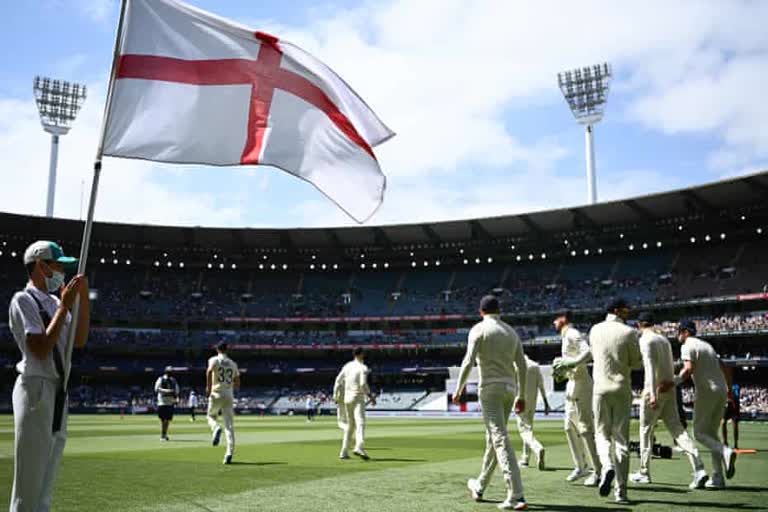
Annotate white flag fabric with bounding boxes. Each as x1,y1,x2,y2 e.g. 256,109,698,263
103,0,394,223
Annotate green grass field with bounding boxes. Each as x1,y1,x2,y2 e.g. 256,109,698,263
0,414,765,511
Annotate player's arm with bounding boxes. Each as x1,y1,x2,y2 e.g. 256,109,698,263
629,332,643,370
206,364,214,396
74,276,90,348
234,369,241,392
333,369,345,403
555,330,591,370
513,339,527,413
538,369,550,414
453,328,480,403
641,341,658,407
16,286,75,360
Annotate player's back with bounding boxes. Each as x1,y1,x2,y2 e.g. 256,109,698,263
639,330,675,390
340,360,369,403
209,354,239,399
589,317,641,395
683,337,726,395
472,315,523,388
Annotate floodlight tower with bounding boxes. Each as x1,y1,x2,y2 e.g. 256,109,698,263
33,76,87,217
558,63,612,205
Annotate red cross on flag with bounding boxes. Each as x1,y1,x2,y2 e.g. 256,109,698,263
102,0,394,223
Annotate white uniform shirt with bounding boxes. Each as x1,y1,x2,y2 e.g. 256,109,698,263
188,393,199,407
454,314,527,399
523,358,546,409
334,359,370,404
681,337,726,395
589,314,642,395
154,375,180,406
561,325,593,398
639,329,675,396
208,354,239,399
8,284,72,379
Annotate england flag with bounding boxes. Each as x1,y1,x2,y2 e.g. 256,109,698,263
103,0,394,223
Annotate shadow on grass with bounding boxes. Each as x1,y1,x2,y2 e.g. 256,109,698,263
229,461,286,466
639,499,763,510
629,486,688,494
369,458,427,463
168,439,206,443
727,486,768,493
527,503,631,511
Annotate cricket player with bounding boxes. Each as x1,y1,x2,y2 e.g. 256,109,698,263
552,310,601,487
456,296,528,511
306,395,315,422
8,241,90,512
588,298,642,504
334,347,376,460
517,355,550,471
154,366,179,441
661,320,736,489
188,390,199,422
629,312,708,489
206,341,240,464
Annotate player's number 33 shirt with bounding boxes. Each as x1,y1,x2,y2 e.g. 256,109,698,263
209,355,239,399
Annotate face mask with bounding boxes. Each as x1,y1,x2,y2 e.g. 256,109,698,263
45,270,66,293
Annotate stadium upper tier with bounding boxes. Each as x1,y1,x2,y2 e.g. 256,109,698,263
0,172,767,324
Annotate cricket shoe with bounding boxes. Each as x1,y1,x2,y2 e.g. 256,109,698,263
212,426,222,447
630,472,651,484
497,496,527,510
518,460,529,469
536,448,546,471
339,451,350,460
614,492,629,505
353,449,370,460
723,446,737,479
467,479,483,502
689,469,709,489
566,468,588,482
705,474,725,490
583,472,600,487
223,454,232,465
598,468,615,497
160,436,169,442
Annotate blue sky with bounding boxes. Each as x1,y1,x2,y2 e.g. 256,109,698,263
0,0,766,228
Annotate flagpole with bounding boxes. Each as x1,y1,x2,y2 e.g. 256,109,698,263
64,0,128,390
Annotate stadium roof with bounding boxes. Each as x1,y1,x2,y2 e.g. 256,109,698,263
1,171,767,251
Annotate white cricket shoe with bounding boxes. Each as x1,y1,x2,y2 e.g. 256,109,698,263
689,469,709,489
723,446,737,479
583,472,600,487
339,451,350,460
566,468,588,482
705,474,725,489
536,447,546,471
630,472,651,484
518,460,529,469
467,478,483,502
223,454,232,465
497,496,527,510
614,491,629,505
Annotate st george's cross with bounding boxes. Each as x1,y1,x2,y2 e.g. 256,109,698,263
103,0,394,222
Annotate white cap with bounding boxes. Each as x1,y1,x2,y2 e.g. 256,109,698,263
23,240,77,266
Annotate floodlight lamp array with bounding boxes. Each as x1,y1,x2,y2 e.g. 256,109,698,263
33,76,87,133
558,63,611,125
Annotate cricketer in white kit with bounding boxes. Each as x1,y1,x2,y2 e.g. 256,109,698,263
188,390,199,422
8,241,90,512
630,312,708,489
456,296,529,511
664,320,736,489
206,341,240,465
588,298,642,504
334,347,376,460
552,310,601,487
517,356,550,471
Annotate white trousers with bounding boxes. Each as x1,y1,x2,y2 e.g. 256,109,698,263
693,391,727,477
564,394,600,474
207,394,235,456
516,411,543,463
476,383,524,499
638,391,703,476
10,375,68,512
341,398,366,453
594,390,631,495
